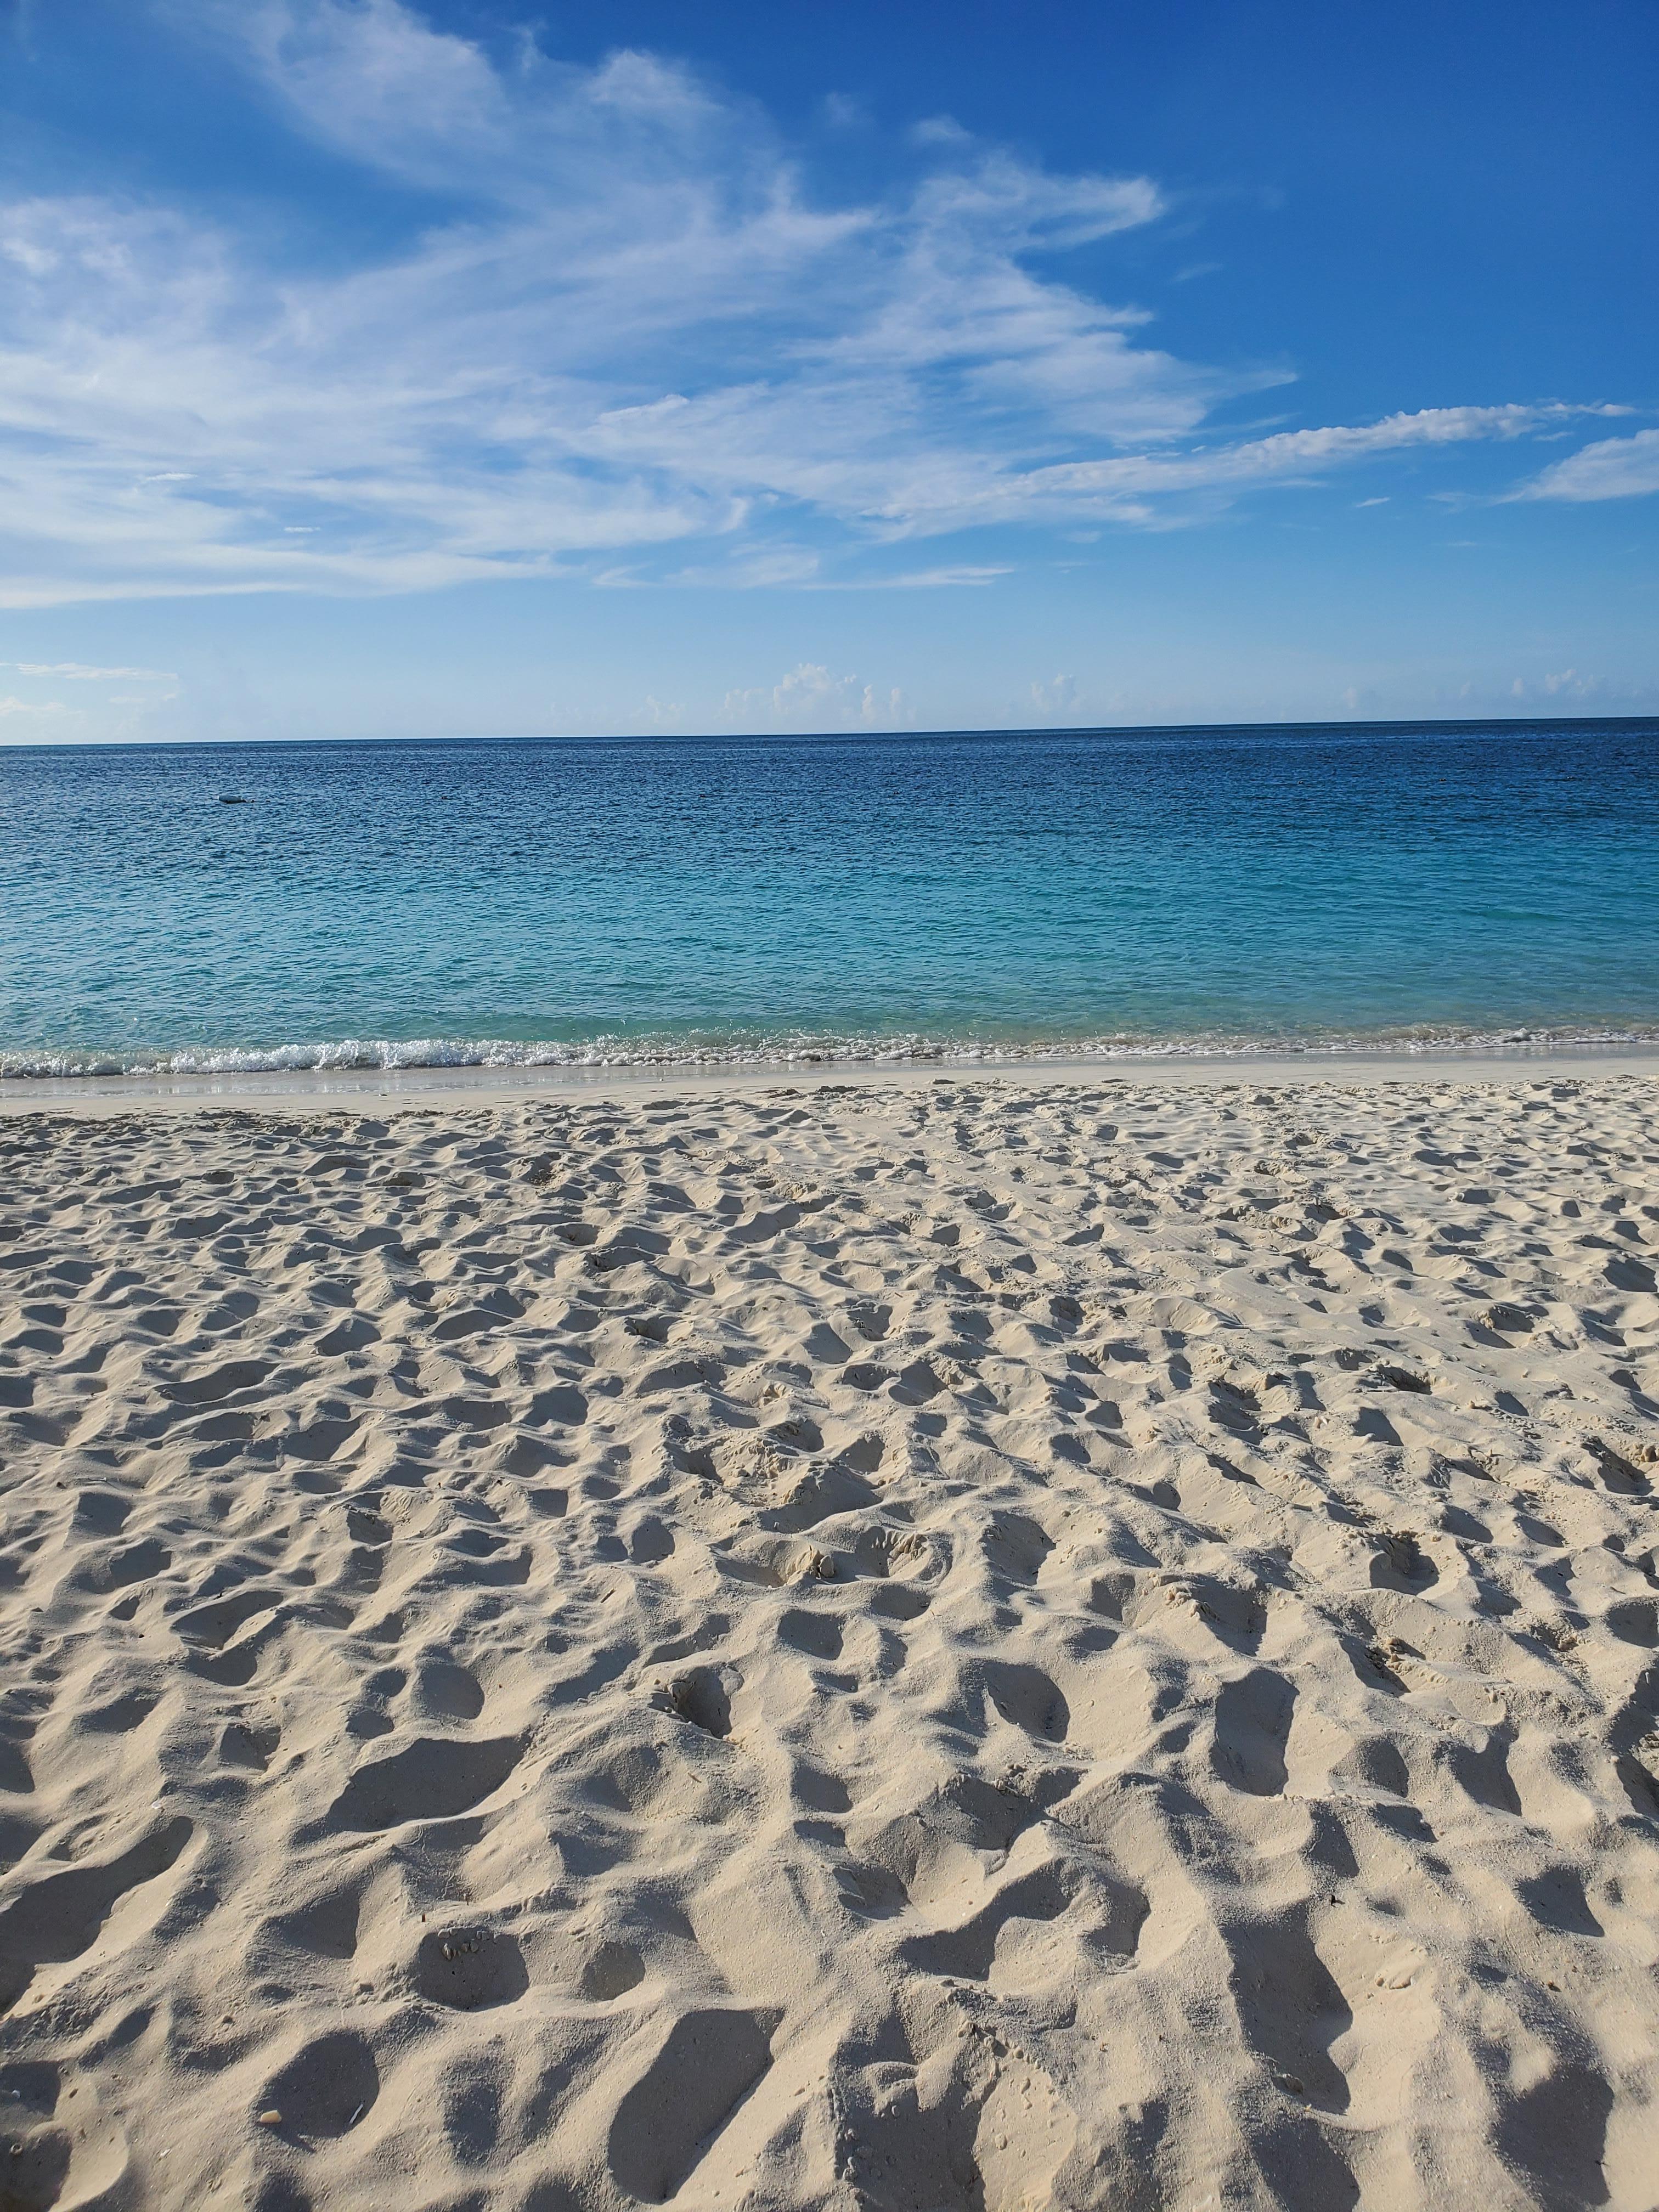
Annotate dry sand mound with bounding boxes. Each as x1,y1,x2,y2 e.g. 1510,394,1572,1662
0,1073,1656,2211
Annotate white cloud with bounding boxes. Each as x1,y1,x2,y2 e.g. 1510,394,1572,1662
912,116,974,149
1514,427,1659,502
0,696,68,717
1030,673,1080,715
724,662,909,730
0,0,1628,608
1508,668,1608,701
4,661,177,679
1003,405,1575,502
880,565,1009,588
888,403,1626,534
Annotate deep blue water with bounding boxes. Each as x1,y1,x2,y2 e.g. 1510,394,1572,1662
3,721,1657,1076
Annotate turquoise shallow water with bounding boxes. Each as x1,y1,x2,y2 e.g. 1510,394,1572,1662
3,720,1657,1076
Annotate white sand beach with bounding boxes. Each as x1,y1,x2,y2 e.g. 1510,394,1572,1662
1,1069,1656,2212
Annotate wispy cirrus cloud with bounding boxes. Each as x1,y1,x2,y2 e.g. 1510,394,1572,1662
0,0,1633,610
0,696,69,719
1511,427,1659,503
2,661,178,679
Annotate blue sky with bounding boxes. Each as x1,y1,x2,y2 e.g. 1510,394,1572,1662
2,0,1656,742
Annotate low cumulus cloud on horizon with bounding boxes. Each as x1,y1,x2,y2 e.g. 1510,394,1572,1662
0,0,1651,612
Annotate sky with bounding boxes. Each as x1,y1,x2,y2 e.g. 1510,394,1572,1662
1,0,1656,743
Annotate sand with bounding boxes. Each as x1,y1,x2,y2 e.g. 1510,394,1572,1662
0,1069,1656,2212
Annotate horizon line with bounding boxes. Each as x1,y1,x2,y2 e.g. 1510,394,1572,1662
3,709,1658,757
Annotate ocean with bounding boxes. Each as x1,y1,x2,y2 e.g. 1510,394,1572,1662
3,719,1657,1079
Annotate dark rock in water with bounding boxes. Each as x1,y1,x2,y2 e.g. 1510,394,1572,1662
218,794,247,804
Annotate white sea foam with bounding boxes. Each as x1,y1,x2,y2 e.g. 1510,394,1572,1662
4,1022,1658,1081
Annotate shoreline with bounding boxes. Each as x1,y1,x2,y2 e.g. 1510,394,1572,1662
2,1034,1657,1115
